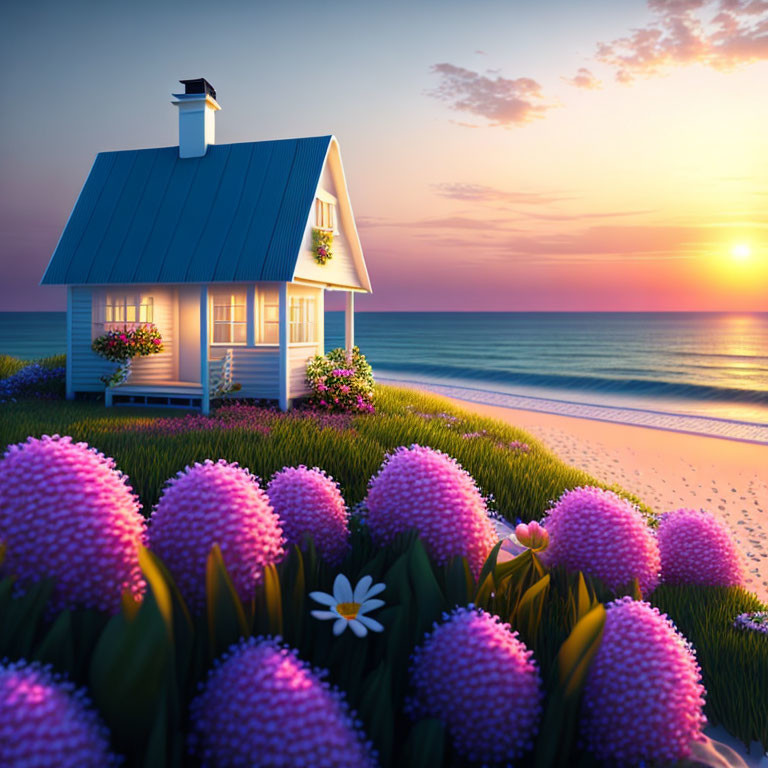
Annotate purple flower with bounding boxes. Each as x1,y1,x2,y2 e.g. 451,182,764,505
0,435,146,613
540,486,660,595
658,508,744,587
0,660,118,767
267,466,350,564
148,460,285,611
733,611,768,635
365,445,497,578
408,606,542,763
581,597,707,763
189,637,376,767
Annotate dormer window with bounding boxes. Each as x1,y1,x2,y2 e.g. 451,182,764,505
315,197,335,231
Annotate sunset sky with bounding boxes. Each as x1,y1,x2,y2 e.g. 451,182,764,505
1,0,766,311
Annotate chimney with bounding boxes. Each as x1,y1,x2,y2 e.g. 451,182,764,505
171,78,220,158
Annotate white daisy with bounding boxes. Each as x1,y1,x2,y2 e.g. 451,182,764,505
310,574,386,637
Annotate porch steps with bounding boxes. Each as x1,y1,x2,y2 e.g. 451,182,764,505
106,381,204,409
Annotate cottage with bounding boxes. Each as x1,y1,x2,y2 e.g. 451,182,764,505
41,78,371,413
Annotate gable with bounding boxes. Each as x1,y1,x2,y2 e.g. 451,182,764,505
292,138,372,292
41,136,332,286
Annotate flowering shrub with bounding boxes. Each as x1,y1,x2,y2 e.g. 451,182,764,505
312,228,333,265
148,459,284,610
365,444,497,577
0,661,117,768
267,466,350,564
580,597,707,764
0,362,65,402
658,508,744,588
540,486,660,595
306,346,375,413
190,637,376,767
408,607,542,763
0,435,146,613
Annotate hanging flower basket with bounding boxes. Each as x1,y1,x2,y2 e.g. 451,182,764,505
92,323,164,387
312,228,333,265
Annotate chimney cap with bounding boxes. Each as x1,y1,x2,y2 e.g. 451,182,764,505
179,78,217,101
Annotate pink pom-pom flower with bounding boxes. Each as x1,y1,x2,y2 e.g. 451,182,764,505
540,486,660,595
0,660,118,768
364,445,497,577
267,466,349,564
0,434,146,613
148,460,284,611
408,606,543,763
581,597,707,763
189,637,376,768
658,508,744,587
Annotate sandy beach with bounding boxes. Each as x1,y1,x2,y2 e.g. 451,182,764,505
392,383,768,604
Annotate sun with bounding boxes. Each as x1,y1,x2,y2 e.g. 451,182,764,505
730,243,752,263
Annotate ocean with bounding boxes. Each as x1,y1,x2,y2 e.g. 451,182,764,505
3,311,768,432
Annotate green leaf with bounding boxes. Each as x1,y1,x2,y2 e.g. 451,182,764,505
558,603,606,697
493,548,533,584
89,571,173,758
476,540,503,590
357,663,395,765
33,610,75,673
404,718,446,768
141,547,192,632
206,544,249,658
262,563,283,637
0,579,53,657
517,573,551,642
407,539,446,641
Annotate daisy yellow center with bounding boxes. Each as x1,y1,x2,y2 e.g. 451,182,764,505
336,602,361,620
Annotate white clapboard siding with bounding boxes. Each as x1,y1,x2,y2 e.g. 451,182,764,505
71,287,114,392
129,288,175,384
228,347,281,399
289,344,317,397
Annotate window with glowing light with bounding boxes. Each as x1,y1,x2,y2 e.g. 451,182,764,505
289,296,316,343
315,198,335,231
211,291,247,344
97,294,154,328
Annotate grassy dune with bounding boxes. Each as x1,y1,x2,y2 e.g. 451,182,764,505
0,383,651,521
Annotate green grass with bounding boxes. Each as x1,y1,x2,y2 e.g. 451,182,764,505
0,384,652,522
651,584,768,752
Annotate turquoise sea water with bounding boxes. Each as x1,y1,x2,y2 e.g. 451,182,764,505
3,311,768,426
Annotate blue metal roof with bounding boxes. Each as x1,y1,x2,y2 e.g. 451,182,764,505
41,136,333,285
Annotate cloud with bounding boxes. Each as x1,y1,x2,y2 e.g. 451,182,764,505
427,63,551,126
432,182,571,205
563,67,603,89
595,0,768,82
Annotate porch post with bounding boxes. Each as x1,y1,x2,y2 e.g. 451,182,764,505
200,285,210,415
247,284,256,346
279,282,289,411
345,291,355,352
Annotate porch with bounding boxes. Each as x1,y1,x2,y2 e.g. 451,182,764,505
103,284,358,413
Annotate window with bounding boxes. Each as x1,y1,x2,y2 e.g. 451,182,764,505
262,299,279,344
289,296,316,343
100,294,153,326
315,198,335,231
212,291,246,344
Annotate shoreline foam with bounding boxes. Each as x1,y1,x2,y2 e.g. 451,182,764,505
378,376,768,445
